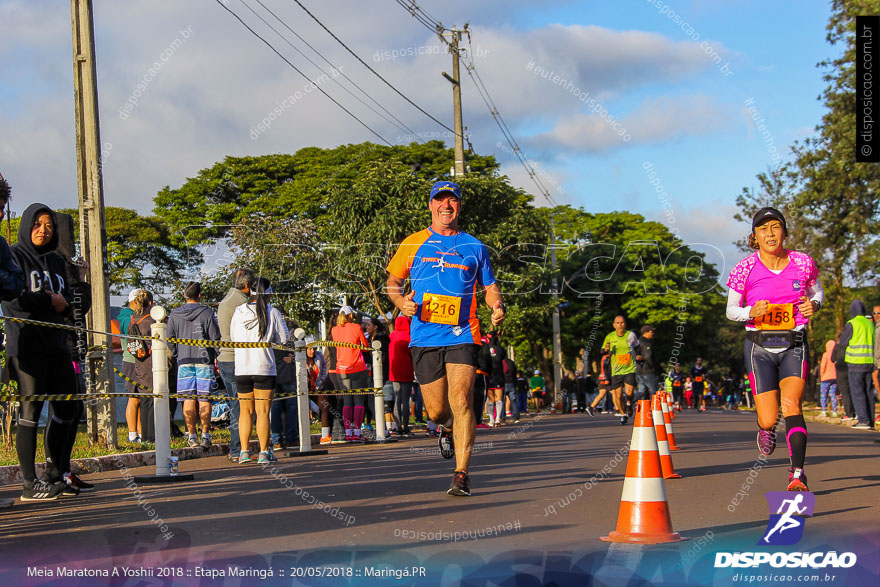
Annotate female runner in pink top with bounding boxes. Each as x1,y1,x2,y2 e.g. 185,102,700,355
726,208,823,491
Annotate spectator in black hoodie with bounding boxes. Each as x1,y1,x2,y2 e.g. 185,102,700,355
3,203,79,501
167,282,221,448
0,175,25,508
44,211,93,493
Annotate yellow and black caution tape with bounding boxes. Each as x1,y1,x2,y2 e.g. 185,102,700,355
166,337,281,350
0,386,382,403
313,388,383,396
0,314,153,341
307,340,373,351
113,367,154,393
0,392,159,401
0,315,384,354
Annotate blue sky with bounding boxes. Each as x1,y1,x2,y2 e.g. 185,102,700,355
0,0,837,278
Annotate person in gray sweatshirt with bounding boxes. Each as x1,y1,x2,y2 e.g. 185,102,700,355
216,268,254,460
167,282,222,447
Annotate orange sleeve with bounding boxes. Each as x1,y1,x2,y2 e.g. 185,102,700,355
386,229,429,279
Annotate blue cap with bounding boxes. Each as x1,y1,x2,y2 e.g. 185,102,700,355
429,181,461,203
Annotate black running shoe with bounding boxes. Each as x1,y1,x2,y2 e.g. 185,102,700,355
438,425,455,459
447,470,471,496
585,406,596,417
21,480,66,501
65,473,95,492
619,415,629,425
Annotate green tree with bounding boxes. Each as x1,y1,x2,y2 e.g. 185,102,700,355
736,0,880,336
324,160,549,320
153,142,499,246
505,207,725,387
198,216,329,328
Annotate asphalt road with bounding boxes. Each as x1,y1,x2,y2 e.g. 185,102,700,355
0,409,877,586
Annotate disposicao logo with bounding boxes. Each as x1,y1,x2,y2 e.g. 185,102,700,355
761,491,814,546
714,492,857,569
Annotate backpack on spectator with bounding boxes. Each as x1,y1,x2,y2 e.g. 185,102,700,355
126,314,151,361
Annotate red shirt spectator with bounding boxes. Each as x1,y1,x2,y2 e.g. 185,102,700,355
331,320,368,374
389,316,414,382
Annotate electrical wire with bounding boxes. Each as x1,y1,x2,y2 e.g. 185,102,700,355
214,0,392,145
249,0,418,136
290,0,460,138
462,34,558,206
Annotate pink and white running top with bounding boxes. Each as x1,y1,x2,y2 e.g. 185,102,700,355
726,250,818,329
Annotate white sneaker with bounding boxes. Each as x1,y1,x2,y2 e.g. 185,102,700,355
820,410,827,417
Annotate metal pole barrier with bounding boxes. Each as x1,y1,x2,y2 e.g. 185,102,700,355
136,305,193,482
369,340,395,444
288,328,327,457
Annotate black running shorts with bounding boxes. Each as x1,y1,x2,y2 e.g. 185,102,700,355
235,374,276,394
610,372,636,390
744,337,808,395
411,344,479,385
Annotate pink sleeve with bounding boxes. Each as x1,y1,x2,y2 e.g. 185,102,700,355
726,254,756,293
790,251,818,287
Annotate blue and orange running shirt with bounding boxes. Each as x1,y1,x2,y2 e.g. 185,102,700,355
387,227,496,347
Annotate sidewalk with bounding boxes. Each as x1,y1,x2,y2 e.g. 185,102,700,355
0,434,320,487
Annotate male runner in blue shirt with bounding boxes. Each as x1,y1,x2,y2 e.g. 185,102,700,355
386,181,505,496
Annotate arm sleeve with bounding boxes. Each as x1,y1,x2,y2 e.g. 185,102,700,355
356,327,368,347
273,309,289,344
70,281,92,315
726,289,752,322
837,324,853,351
875,330,880,368
805,279,824,307
18,290,53,313
627,331,638,352
166,316,177,358
387,243,414,279
209,314,222,341
317,353,328,388
0,242,24,301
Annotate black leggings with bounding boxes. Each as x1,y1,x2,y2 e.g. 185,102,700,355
11,355,79,484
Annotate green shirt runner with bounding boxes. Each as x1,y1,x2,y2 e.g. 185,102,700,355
602,331,638,376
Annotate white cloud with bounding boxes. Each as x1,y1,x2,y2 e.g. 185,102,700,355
0,0,734,218
530,94,731,153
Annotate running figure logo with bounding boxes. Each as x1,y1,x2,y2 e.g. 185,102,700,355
760,492,815,546
432,257,447,272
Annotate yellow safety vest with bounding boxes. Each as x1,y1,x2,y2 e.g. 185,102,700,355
844,315,875,365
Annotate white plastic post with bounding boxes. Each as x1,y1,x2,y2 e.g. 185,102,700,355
371,340,387,442
292,328,314,453
150,308,170,476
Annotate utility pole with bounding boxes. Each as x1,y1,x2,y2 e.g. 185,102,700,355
442,26,466,176
71,0,117,448
550,213,562,410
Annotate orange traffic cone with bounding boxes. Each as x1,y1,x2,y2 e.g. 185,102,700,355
660,392,681,451
601,400,687,544
652,394,681,479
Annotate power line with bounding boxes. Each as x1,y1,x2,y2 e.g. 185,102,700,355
290,0,460,138
214,0,392,146
394,0,446,35
248,0,417,136
462,34,558,207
